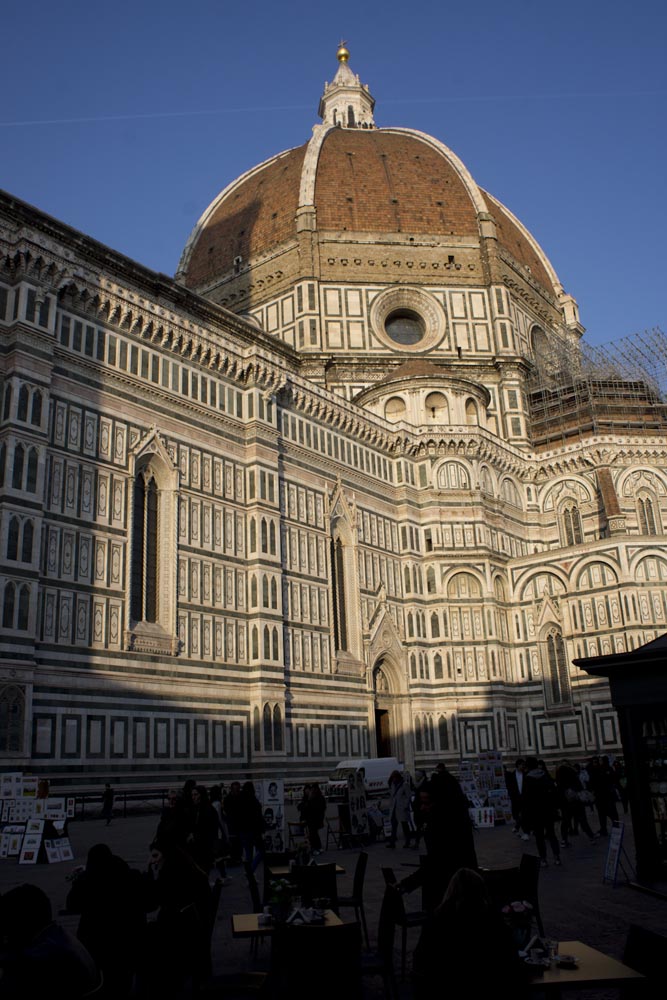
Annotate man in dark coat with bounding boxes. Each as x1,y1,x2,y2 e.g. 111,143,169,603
505,758,530,840
418,768,478,908
521,757,561,866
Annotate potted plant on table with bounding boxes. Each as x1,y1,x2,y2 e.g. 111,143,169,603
268,878,293,923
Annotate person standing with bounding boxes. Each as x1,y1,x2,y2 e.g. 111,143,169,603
418,767,478,909
387,770,413,848
505,758,529,840
300,783,327,855
521,757,561,866
236,781,265,872
588,756,619,835
101,783,114,826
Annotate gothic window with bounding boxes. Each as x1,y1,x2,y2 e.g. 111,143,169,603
251,576,258,607
17,585,29,630
251,626,258,659
2,383,12,421
271,578,278,609
21,521,33,563
12,444,24,489
410,653,417,679
26,448,38,493
272,627,279,660
637,494,659,535
407,613,414,637
414,717,423,752
262,576,269,607
426,566,436,594
6,517,19,560
31,391,42,426
269,522,276,555
0,684,25,754
263,626,270,659
331,538,348,652
438,715,449,750
253,707,261,751
273,705,283,751
431,612,440,638
561,503,583,546
263,704,273,750
0,443,5,487
249,519,257,552
465,398,478,425
131,472,158,623
2,583,15,628
17,385,29,422
425,392,449,421
261,519,268,552
542,627,572,707
434,653,443,678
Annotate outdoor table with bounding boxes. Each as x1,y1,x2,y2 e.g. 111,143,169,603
267,864,346,877
231,909,343,938
527,940,645,993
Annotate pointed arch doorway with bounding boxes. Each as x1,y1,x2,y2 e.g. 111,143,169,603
373,662,394,758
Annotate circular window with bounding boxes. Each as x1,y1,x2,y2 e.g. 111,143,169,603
385,309,425,346
370,287,446,353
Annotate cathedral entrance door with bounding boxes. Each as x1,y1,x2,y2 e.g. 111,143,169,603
375,708,391,757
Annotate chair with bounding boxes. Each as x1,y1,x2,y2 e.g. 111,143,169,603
361,886,398,1000
292,862,338,910
325,815,342,850
381,868,428,979
623,923,666,993
287,821,307,849
518,854,544,936
338,851,369,946
270,920,363,1000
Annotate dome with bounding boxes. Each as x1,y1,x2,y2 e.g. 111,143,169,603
176,47,581,366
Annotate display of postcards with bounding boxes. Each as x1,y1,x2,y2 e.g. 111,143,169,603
12,799,33,822
0,833,9,858
44,797,66,820
469,807,495,828
26,818,45,836
33,799,46,817
19,834,41,865
0,773,21,799
1,799,11,821
57,837,74,861
459,761,474,776
44,840,62,864
7,833,23,856
21,777,38,798
66,797,76,818
468,794,485,809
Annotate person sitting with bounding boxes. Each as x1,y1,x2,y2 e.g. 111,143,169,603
412,868,528,998
0,883,100,999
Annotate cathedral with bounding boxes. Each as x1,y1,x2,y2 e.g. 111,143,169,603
2,47,666,789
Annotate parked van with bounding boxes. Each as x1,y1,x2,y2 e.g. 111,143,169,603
325,757,404,799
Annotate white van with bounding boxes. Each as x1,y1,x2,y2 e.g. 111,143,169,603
325,757,404,799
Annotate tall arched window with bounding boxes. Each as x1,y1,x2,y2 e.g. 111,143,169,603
262,576,269,607
542,627,572,707
17,385,29,422
249,519,257,552
637,494,659,535
253,707,261,751
426,567,436,594
561,503,583,546
414,717,423,752
431,612,440,638
434,653,443,678
438,715,449,750
131,471,158,623
2,383,12,421
6,517,19,560
26,448,38,493
31,391,42,426
21,521,33,563
2,583,15,628
12,444,24,490
272,627,279,660
0,443,5,487
273,705,283,751
263,626,270,659
251,626,259,658
263,704,273,750
250,576,258,607
17,585,29,630
331,537,348,652
271,578,278,609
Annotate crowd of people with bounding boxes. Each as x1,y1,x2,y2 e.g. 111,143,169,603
505,754,628,866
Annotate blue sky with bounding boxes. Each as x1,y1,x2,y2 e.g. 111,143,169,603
2,0,665,347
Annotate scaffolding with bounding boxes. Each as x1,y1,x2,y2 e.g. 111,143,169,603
527,328,667,450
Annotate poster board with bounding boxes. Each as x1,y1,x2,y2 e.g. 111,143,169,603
261,779,285,852
603,821,625,884
347,771,369,839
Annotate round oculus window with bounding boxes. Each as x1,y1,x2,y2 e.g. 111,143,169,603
384,308,426,346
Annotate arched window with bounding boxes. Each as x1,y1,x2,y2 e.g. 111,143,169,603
261,519,268,552
2,383,12,421
131,471,159,623
26,448,38,493
404,567,411,593
249,519,257,552
262,576,269,607
21,521,33,563
0,684,25,753
271,578,278,609
269,522,276,554
423,715,431,751
2,583,15,628
17,585,29,630
6,517,19,560
561,503,583,546
273,705,283,751
425,392,449,422
251,576,258,607
17,386,29,422
253,707,261,751
542,627,572,707
263,704,273,750
0,443,5,487
272,627,279,660
414,717,423,752
426,567,436,594
465,398,478,425
12,444,24,489
438,715,449,750
263,626,270,659
407,613,414,638
431,612,440,638
434,653,443,679
251,626,259,659
410,654,417,679
637,495,659,535
31,391,42,426
331,537,348,652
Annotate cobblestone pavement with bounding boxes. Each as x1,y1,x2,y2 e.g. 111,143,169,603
1,809,665,997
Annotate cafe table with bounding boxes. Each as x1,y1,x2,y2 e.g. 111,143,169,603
231,909,343,938
527,940,644,993
267,863,346,877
